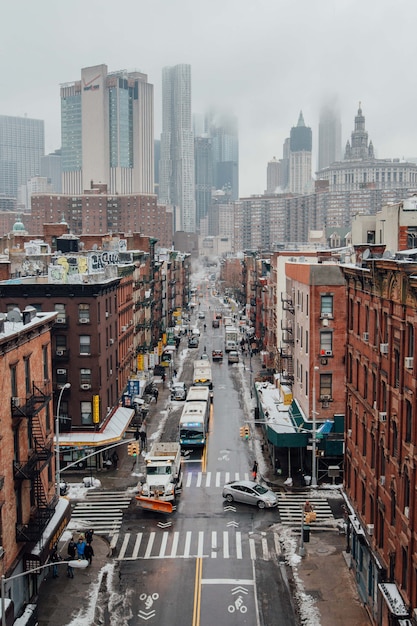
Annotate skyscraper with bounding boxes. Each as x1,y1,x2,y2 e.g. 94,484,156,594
159,64,195,233
60,64,154,195
194,135,213,231
318,103,342,170
206,110,239,200
266,157,281,193
288,111,312,194
0,115,44,203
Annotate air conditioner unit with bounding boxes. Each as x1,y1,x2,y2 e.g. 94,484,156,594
404,506,409,519
81,384,91,390
379,411,387,422
366,524,374,536
362,332,369,342
322,401,329,408
321,394,331,401
380,343,389,354
57,318,65,324
405,356,414,369
109,369,113,375
110,338,114,345
324,350,332,356
57,369,66,375
56,350,64,356
12,397,20,407
347,429,352,438
379,475,386,486
122,325,127,332
80,318,89,324
321,312,332,318
105,312,109,318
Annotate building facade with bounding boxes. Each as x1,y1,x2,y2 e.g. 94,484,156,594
288,112,312,195
318,103,342,170
60,64,154,196
159,64,195,233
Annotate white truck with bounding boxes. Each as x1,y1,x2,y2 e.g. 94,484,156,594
225,325,239,352
137,442,182,504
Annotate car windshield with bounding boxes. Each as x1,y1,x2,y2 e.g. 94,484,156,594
147,466,171,475
253,484,269,495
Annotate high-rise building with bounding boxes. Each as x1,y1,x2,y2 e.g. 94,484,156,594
159,64,195,233
206,110,239,200
194,135,213,231
266,157,281,193
288,111,312,194
40,149,62,193
60,64,154,196
0,115,44,204
318,103,342,170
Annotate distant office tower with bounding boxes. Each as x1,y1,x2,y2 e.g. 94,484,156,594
194,135,213,230
318,104,342,170
280,138,290,191
0,115,44,202
154,139,160,196
60,64,154,195
266,157,281,193
288,111,312,194
344,102,374,160
41,149,62,193
206,110,239,200
159,64,195,233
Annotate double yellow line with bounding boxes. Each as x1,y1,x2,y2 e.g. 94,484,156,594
192,557,203,626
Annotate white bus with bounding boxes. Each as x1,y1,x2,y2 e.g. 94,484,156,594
186,386,211,404
193,360,213,400
179,399,210,447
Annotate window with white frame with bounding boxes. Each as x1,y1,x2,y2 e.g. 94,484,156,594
79,335,91,355
81,401,92,425
320,295,333,317
78,304,90,323
320,331,333,355
80,368,92,386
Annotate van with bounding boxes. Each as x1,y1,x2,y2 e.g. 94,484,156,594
192,327,200,337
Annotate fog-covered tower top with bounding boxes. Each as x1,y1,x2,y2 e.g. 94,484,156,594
344,103,374,160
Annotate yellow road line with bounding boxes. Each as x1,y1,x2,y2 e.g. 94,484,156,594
192,557,203,626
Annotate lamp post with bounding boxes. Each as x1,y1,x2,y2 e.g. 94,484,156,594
1,558,87,622
56,383,71,497
311,366,319,488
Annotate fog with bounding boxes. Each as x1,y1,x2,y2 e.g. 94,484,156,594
2,0,416,196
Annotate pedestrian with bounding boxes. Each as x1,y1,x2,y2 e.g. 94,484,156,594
84,542,94,565
76,536,86,559
111,451,119,469
50,544,61,578
173,369,177,378
304,500,316,524
139,429,147,452
85,528,94,544
252,461,258,480
67,537,76,578
152,387,159,403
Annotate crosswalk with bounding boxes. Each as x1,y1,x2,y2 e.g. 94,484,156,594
277,491,334,526
111,529,282,562
184,471,252,488
68,490,132,536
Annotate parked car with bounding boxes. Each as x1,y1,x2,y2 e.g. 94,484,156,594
228,350,239,364
188,337,199,348
198,311,206,319
222,480,278,509
170,381,187,401
212,349,223,361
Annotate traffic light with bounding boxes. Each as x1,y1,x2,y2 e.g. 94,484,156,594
244,425,250,440
240,427,245,438
128,442,140,457
128,442,134,456
240,425,250,440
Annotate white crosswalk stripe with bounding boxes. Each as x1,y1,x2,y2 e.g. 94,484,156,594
69,490,132,536
113,530,281,562
184,471,251,487
277,491,334,525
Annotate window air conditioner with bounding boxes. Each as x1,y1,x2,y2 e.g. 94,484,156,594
321,312,332,318
380,343,389,354
105,312,109,318
404,506,409,519
379,411,387,422
80,318,89,324
366,524,374,536
324,350,333,356
321,394,331,401
57,318,65,324
404,356,414,369
362,332,369,342
57,369,66,375
379,475,386,486
12,397,20,407
56,350,64,356
122,325,127,332
110,338,114,345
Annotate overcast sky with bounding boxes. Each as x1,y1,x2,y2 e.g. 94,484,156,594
2,0,417,197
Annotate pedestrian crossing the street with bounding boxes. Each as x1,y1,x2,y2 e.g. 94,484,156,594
111,529,282,562
277,491,334,526
68,490,133,536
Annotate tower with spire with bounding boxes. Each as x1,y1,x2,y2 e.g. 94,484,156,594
344,102,374,160
288,111,313,194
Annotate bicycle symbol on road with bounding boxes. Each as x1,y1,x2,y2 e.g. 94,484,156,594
228,596,247,613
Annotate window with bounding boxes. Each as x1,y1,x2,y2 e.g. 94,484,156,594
10,364,17,398
81,401,93,425
320,331,333,355
56,335,67,354
319,373,332,398
320,295,333,317
405,400,412,443
55,303,66,324
80,368,92,385
56,368,68,386
80,335,91,355
401,546,408,590
24,357,31,396
43,345,49,381
407,322,414,357
78,304,90,323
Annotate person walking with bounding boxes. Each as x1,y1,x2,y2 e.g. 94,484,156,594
252,461,258,480
85,529,94,544
67,537,76,578
76,536,86,560
139,428,147,452
111,451,119,469
50,544,61,578
84,542,94,565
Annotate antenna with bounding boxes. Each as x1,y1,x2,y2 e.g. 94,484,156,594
362,248,371,261
7,308,21,323
382,250,393,259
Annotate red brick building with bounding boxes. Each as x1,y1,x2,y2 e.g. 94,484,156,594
342,247,417,624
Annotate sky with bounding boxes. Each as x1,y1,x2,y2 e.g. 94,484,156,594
2,0,417,197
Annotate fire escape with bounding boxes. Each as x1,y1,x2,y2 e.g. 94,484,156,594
279,293,294,385
12,380,55,543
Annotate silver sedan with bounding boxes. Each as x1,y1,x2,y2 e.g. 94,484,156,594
222,480,278,509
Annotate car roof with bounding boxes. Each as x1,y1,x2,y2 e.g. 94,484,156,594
227,480,258,488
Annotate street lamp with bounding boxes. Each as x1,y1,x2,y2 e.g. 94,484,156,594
1,558,87,622
56,383,71,497
311,366,319,488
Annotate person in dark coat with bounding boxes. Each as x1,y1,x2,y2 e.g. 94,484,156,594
85,529,94,544
51,544,61,578
67,537,76,578
252,461,258,480
84,542,94,565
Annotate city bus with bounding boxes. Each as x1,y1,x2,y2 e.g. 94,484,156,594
179,399,210,447
192,360,213,400
186,385,211,404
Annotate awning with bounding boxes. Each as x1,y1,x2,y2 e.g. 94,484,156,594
25,498,71,567
57,406,135,448
378,583,409,617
